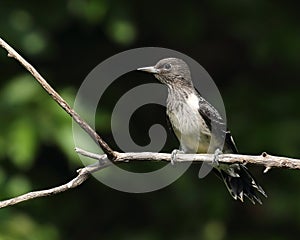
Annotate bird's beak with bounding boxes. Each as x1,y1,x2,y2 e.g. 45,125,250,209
137,66,159,74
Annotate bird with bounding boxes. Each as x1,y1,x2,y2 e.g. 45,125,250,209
137,57,267,204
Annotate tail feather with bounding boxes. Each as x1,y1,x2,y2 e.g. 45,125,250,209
214,164,267,204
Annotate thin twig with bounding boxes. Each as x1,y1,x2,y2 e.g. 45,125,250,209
0,173,89,208
0,162,110,208
0,37,116,160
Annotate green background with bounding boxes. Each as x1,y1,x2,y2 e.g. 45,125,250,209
0,0,300,239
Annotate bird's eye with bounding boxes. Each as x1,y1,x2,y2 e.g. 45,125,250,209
164,63,171,70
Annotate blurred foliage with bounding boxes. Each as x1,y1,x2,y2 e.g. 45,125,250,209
0,0,300,240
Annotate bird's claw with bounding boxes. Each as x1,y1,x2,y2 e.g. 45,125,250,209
212,148,222,167
171,149,184,165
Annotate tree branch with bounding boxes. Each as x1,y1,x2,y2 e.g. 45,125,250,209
0,37,116,160
75,148,300,170
0,169,90,208
0,161,110,208
1,149,299,208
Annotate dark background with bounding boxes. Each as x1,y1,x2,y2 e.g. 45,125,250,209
0,0,300,239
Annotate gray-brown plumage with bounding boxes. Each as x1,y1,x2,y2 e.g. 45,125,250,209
138,58,267,204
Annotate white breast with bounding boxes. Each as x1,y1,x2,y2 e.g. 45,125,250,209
167,92,211,153
186,93,200,110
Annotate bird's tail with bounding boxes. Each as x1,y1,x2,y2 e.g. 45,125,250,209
214,163,267,204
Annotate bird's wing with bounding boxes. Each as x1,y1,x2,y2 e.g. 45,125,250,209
197,95,238,153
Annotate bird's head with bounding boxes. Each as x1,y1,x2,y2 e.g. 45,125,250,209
138,58,193,88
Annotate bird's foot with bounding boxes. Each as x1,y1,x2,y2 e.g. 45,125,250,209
212,148,223,167
171,149,184,165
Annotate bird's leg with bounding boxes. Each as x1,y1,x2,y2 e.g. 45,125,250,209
171,149,184,165
212,148,223,167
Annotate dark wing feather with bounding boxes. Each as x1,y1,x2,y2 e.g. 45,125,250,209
195,91,266,204
224,130,238,153
197,93,238,153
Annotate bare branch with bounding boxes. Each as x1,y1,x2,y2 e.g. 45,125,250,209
0,160,113,208
1,149,298,208
76,148,300,170
0,169,90,208
0,37,117,160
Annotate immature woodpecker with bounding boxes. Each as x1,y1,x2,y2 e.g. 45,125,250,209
138,58,267,204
